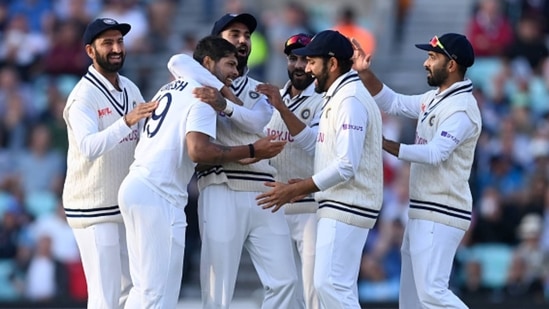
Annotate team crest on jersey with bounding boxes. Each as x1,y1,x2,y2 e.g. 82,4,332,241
301,109,311,119
249,91,260,99
429,115,435,126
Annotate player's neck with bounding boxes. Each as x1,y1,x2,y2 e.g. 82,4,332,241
102,72,121,91
93,64,121,90
289,87,303,98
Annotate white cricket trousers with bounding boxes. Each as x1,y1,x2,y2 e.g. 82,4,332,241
118,173,187,309
285,213,319,309
314,218,369,309
199,184,297,309
399,218,468,309
72,221,131,309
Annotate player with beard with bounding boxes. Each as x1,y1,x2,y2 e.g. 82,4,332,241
352,33,481,308
168,14,298,309
255,33,323,309
257,30,384,309
62,18,158,308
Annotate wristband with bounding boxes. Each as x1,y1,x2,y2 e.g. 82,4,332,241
223,103,234,117
248,144,255,158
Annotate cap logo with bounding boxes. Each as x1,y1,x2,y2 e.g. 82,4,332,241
102,18,117,25
230,14,237,17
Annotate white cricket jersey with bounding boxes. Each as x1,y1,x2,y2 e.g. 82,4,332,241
265,81,323,214
374,79,482,230
129,78,217,206
313,71,384,228
195,74,276,192
167,54,276,192
63,65,144,228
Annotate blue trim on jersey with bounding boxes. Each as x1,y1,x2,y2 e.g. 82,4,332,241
197,166,275,182
420,81,473,122
226,175,274,182
231,76,248,97
318,204,378,219
318,199,379,219
84,70,129,117
64,205,121,218
321,73,360,111
288,96,307,112
65,210,121,218
409,199,472,221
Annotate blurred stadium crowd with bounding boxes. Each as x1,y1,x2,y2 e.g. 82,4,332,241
0,0,548,306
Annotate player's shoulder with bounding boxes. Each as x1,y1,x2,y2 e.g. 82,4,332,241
67,77,100,102
119,75,142,91
118,74,136,86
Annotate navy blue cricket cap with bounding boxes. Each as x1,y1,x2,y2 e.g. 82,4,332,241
292,30,353,59
211,13,257,36
415,33,475,67
83,18,131,45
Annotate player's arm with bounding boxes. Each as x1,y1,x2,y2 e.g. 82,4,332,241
187,133,285,165
351,38,423,118
292,113,319,156
168,53,243,105
256,83,306,135
257,97,367,211
386,111,477,165
225,97,273,134
193,86,272,134
312,97,368,189
66,98,156,160
168,53,224,89
256,83,318,155
185,102,285,165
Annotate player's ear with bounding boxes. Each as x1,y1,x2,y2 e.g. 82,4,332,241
202,56,215,72
85,44,94,58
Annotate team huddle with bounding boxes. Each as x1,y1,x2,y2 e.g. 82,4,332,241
62,11,481,309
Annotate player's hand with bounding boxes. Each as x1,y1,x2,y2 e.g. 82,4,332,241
193,86,226,112
287,178,308,202
256,84,286,112
124,100,159,127
256,181,294,212
252,135,285,159
351,37,372,73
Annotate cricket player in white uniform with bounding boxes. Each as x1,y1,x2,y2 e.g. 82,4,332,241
352,33,481,309
257,30,384,309
256,33,323,309
118,36,285,308
63,18,158,308
168,13,297,309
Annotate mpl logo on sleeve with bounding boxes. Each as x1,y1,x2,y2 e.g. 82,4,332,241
98,107,112,117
